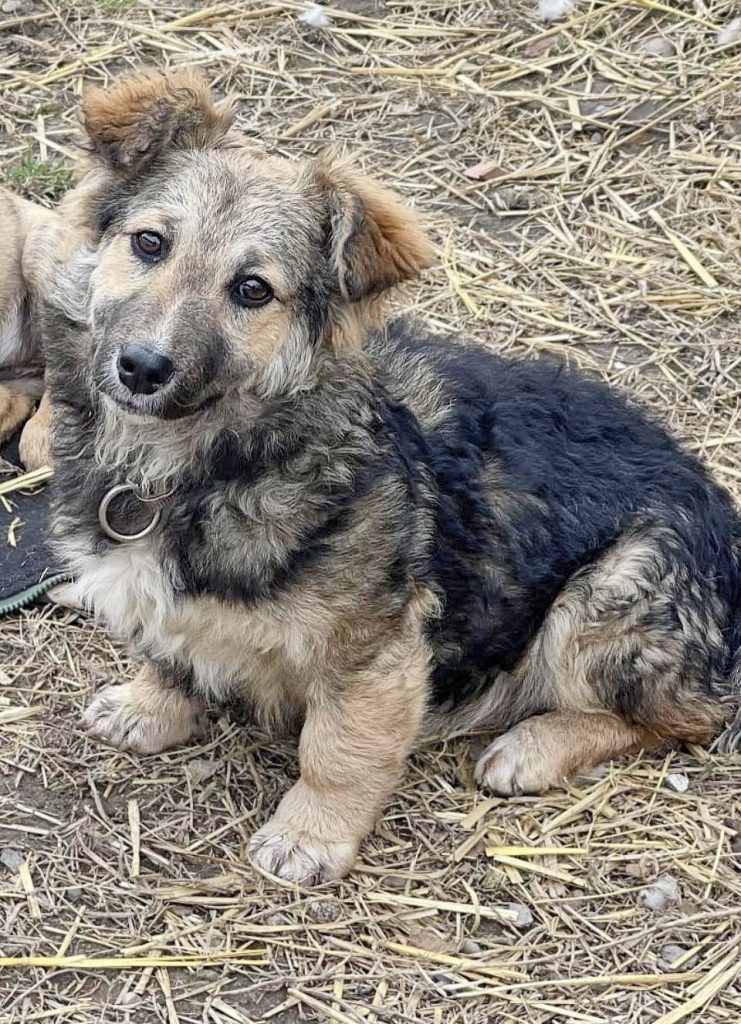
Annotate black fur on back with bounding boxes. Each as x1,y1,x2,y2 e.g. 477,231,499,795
367,322,741,706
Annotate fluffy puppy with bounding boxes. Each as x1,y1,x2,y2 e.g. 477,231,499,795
37,69,741,884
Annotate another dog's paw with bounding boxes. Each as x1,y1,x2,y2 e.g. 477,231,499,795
0,387,34,447
249,818,358,885
18,407,52,470
475,722,568,796
83,682,205,755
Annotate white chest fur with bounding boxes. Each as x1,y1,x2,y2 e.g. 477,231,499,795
72,540,327,718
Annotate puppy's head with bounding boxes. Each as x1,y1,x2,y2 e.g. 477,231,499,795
75,69,433,421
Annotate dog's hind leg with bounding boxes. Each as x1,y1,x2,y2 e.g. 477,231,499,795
476,523,731,795
476,710,658,794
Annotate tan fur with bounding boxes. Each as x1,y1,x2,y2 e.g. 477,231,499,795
19,390,53,470
70,498,436,881
83,663,206,755
476,710,660,795
0,387,34,448
0,188,58,462
0,189,51,337
329,296,386,355
315,155,435,352
250,593,432,882
318,157,435,301
81,68,236,173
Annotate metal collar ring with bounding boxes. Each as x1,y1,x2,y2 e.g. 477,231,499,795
98,482,162,543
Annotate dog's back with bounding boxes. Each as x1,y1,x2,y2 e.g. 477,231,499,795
371,321,741,740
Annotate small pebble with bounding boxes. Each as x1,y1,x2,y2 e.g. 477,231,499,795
717,17,741,46
507,902,534,929
0,849,25,873
306,897,342,924
408,927,450,953
185,759,221,785
664,772,689,793
460,938,482,955
0,943,24,958
640,875,680,912
637,36,676,57
67,886,83,903
659,943,696,970
660,943,684,966
591,132,603,144
501,186,538,211
116,992,139,1007
1,1,24,14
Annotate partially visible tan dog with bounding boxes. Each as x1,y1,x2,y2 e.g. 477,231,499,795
0,188,58,469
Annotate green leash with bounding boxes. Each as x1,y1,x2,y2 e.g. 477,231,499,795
0,572,72,616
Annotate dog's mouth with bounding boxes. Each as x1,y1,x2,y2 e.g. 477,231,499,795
100,385,223,420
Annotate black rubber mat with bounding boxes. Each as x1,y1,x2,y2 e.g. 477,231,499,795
0,432,67,612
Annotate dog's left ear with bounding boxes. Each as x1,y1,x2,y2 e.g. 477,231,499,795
317,157,434,304
81,68,235,174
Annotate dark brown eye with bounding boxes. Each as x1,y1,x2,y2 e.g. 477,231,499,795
231,276,273,309
131,231,166,263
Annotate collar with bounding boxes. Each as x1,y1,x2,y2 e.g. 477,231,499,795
97,481,172,543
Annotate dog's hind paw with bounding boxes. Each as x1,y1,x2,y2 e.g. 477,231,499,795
475,721,567,796
83,680,205,755
250,818,358,885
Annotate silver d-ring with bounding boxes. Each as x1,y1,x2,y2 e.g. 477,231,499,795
98,482,161,543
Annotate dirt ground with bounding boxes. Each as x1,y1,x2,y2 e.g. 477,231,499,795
1,2,741,1022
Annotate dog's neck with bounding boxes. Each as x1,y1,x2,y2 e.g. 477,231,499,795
94,395,234,495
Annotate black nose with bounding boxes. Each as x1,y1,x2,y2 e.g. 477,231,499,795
117,343,174,396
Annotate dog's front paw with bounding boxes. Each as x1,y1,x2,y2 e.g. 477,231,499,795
250,816,359,885
83,681,205,755
475,721,567,796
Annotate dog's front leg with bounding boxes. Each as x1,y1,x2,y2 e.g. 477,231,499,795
250,627,430,885
84,662,206,755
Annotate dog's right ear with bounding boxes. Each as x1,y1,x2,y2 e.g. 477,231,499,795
81,69,235,174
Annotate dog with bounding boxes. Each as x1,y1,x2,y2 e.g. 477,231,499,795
35,69,740,884
0,188,57,470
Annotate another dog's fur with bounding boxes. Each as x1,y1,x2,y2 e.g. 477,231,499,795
0,188,58,468
38,70,741,883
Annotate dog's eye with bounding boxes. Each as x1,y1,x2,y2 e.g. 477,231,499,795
131,231,166,263
231,276,273,309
